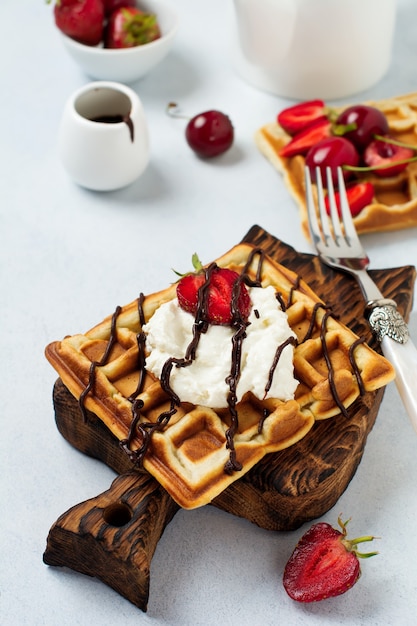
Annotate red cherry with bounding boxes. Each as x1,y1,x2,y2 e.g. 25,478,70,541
185,110,234,158
336,105,389,152
363,137,414,177
305,136,359,185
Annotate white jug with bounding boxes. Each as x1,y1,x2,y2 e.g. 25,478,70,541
58,82,149,191
232,0,397,100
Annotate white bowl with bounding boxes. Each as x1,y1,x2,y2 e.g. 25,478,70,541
58,1,179,83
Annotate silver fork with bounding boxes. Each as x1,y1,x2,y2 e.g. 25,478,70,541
305,166,417,433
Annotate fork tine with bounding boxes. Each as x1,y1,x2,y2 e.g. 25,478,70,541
305,166,323,246
325,168,343,241
336,167,360,247
315,168,333,242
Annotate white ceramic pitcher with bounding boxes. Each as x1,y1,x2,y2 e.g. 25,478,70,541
232,0,397,100
58,82,149,191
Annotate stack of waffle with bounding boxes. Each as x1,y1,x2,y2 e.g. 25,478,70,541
45,243,395,509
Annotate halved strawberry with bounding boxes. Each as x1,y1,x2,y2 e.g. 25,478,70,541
176,255,251,326
279,119,332,158
283,517,378,603
325,181,374,218
277,99,327,136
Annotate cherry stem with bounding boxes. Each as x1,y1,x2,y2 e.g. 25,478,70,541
343,155,417,173
373,134,417,151
166,102,190,120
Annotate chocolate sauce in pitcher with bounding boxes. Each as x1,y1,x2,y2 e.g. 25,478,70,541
90,113,135,143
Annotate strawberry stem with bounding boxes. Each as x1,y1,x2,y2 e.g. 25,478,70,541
172,253,203,279
191,253,203,272
338,516,379,559
342,536,379,558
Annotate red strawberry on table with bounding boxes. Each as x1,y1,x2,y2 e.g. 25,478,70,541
283,517,378,603
176,254,251,326
54,0,105,46
104,7,161,49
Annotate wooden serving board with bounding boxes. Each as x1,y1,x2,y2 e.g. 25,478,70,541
43,226,416,611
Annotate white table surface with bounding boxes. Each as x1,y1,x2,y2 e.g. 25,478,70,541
2,1,417,624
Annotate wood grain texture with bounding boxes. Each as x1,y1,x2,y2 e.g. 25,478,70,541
44,227,416,610
43,471,179,611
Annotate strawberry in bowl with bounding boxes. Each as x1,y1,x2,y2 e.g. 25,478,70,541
52,0,179,83
104,6,161,48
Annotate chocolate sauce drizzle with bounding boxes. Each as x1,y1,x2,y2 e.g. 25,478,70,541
78,247,369,474
127,293,147,403
264,336,298,397
275,292,287,312
349,336,367,396
319,310,350,419
287,275,300,308
302,302,331,343
79,305,122,422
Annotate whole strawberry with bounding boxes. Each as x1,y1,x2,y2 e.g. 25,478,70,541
104,7,161,49
176,254,251,326
54,0,105,46
283,517,378,602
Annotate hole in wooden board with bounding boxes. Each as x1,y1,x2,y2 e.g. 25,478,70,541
102,502,133,527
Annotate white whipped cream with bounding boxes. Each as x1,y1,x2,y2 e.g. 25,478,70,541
143,285,298,409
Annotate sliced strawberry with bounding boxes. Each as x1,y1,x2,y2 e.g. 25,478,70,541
104,6,161,48
279,119,332,158
363,136,415,177
283,517,378,603
176,256,251,326
325,181,374,218
277,99,327,136
54,0,105,46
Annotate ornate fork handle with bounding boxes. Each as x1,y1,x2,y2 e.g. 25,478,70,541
354,269,417,433
367,299,409,344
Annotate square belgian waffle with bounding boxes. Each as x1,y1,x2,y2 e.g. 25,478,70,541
45,242,394,509
255,92,417,238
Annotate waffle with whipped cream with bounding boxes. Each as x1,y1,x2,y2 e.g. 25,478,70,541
45,243,395,509
255,92,417,238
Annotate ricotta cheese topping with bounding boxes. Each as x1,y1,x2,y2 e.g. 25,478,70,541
143,285,298,408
